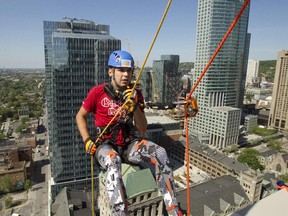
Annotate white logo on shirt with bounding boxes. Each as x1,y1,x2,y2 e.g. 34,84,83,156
101,97,125,116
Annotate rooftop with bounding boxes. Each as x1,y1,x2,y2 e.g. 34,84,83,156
53,32,117,40
233,188,288,216
177,175,250,216
51,187,91,216
179,137,249,175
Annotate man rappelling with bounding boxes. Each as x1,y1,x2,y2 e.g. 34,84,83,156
76,50,183,216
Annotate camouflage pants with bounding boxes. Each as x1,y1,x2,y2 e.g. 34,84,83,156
96,139,179,216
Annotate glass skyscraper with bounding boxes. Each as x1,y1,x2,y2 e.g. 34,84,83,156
190,0,250,149
43,19,121,197
150,55,181,105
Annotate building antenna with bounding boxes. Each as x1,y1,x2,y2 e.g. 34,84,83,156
63,17,77,30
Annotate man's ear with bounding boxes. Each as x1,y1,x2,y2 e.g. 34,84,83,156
108,68,113,77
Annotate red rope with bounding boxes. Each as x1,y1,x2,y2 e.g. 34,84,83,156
185,114,190,215
184,0,251,215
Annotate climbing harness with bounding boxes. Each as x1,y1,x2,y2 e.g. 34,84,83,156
103,83,122,101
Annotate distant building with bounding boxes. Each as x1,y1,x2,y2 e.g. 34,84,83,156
243,103,257,115
143,111,182,151
259,151,288,175
0,139,33,181
190,0,251,149
269,50,288,130
245,87,272,105
257,109,270,126
0,161,27,188
243,115,258,132
43,19,121,198
18,108,29,119
246,59,260,86
147,55,181,105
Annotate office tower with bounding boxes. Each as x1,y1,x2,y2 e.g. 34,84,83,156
43,19,121,198
246,59,260,86
269,50,288,130
190,0,250,149
149,55,180,104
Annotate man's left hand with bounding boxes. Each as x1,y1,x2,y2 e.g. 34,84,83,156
123,88,138,112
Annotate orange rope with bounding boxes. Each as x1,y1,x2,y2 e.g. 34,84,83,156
184,0,251,215
185,113,190,215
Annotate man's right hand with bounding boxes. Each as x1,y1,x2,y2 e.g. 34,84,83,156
85,138,97,155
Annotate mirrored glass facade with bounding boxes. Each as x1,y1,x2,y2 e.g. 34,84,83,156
43,20,121,198
151,55,180,105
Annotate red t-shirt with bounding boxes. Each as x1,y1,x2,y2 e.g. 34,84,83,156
82,83,144,146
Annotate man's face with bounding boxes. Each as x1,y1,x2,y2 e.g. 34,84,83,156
109,67,133,90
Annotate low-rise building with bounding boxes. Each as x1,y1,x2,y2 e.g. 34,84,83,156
51,187,92,216
259,150,288,174
170,137,249,179
0,161,27,187
243,115,258,132
177,175,251,216
98,164,164,216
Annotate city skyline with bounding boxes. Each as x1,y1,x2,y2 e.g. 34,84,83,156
0,0,287,68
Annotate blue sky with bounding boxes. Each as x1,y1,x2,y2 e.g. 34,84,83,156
0,0,287,68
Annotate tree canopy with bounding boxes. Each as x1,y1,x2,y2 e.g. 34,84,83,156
0,72,45,122
237,148,265,171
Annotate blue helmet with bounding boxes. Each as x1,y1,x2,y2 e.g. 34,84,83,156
108,50,134,68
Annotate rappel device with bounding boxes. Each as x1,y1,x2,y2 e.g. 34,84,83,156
173,97,198,118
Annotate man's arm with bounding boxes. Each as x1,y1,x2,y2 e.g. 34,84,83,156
76,106,91,142
133,106,147,134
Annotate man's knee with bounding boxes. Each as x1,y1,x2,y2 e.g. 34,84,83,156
155,145,168,158
96,145,122,168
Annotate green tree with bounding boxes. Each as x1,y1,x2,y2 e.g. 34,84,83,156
4,196,13,209
224,144,239,153
13,113,19,120
245,94,254,103
15,124,28,133
0,72,45,122
250,126,277,136
267,140,284,152
0,175,14,193
259,60,276,82
0,132,6,139
24,180,31,192
238,148,264,171
21,116,29,124
278,174,288,183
